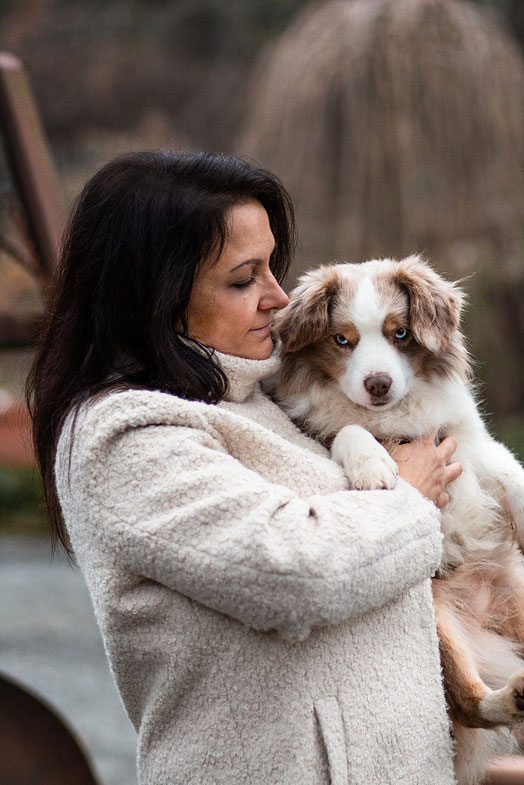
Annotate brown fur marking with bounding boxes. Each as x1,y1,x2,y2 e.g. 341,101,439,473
382,311,409,338
379,262,471,382
278,333,351,398
275,266,341,353
433,592,493,729
334,322,360,349
438,550,524,646
392,255,464,353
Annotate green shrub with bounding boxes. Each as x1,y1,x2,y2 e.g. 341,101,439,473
494,417,524,463
0,465,48,535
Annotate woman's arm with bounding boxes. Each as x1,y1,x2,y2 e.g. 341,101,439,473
60,402,443,642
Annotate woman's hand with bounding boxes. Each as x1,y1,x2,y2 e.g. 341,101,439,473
393,433,462,508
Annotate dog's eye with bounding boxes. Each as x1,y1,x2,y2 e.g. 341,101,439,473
394,327,409,340
334,334,349,346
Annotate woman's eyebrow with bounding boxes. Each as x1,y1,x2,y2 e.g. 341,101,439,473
229,259,262,272
229,242,276,272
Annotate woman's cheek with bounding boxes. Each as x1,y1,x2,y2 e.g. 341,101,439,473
230,289,257,315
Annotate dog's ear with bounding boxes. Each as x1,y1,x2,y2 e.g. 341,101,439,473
274,267,339,353
393,255,464,353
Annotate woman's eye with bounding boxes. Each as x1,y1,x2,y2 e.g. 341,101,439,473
394,327,409,340
232,277,256,289
334,334,349,346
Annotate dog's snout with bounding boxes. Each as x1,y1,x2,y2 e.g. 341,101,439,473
364,374,392,398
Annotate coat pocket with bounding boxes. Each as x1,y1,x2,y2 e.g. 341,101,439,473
314,696,349,785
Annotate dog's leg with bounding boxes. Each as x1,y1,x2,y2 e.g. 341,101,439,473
489,567,524,652
434,593,524,728
330,424,398,490
472,429,524,552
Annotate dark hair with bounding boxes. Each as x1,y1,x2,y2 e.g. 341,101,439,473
26,150,295,554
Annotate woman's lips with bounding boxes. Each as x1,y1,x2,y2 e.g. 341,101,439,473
250,322,272,332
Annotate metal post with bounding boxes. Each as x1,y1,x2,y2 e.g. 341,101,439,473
0,52,64,282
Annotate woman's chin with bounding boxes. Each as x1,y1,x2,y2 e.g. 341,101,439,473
241,333,274,360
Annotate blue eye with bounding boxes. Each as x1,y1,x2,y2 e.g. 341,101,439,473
334,334,349,346
395,327,409,340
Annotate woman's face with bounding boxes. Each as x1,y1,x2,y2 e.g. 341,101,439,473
187,200,290,359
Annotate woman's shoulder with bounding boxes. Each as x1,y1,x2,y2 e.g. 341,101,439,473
83,388,208,425
57,389,217,460
84,387,210,423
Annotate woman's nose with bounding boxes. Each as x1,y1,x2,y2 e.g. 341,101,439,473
260,277,289,311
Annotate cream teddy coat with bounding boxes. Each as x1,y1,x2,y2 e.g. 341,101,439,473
55,350,456,785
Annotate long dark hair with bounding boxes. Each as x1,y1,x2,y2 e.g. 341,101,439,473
26,151,295,553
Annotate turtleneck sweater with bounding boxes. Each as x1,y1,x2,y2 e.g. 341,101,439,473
55,348,455,785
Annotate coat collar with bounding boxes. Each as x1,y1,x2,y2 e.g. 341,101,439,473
214,349,281,403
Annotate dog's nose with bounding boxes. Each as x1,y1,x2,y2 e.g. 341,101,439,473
364,374,392,398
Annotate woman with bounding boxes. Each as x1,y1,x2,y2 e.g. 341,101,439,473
27,151,461,785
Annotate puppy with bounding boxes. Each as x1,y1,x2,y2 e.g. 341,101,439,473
270,255,524,785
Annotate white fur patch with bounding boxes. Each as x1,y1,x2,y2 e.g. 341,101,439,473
350,277,385,331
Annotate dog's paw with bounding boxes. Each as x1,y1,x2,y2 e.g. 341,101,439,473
331,424,399,491
480,669,524,725
348,450,399,490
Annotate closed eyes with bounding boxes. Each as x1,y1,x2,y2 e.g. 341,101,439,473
231,276,257,289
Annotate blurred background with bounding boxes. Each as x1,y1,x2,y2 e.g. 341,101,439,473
0,0,522,783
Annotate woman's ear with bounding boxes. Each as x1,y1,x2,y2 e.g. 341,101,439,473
393,255,464,353
274,266,339,353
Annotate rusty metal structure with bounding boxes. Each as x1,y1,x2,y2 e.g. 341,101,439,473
0,673,99,785
0,52,64,348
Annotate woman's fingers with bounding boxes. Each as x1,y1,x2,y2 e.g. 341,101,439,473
444,461,463,484
394,432,462,506
436,492,450,509
439,436,462,487
437,435,457,462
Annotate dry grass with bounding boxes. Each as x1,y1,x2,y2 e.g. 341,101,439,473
240,0,524,273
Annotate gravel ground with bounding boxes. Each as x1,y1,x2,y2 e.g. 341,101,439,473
0,535,137,785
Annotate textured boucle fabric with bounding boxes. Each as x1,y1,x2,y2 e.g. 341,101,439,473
55,349,456,785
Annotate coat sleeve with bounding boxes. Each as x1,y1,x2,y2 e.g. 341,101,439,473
62,397,443,642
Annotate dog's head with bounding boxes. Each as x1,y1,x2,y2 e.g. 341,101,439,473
275,255,468,411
